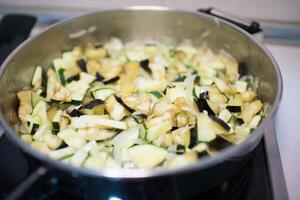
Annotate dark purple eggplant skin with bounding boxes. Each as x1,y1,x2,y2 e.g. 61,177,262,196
114,96,135,113
76,58,87,72
82,99,104,109
66,74,80,83
103,76,120,84
68,109,83,117
95,72,105,82
210,115,231,132
139,59,152,74
208,136,232,151
226,106,241,113
194,98,215,116
189,126,198,149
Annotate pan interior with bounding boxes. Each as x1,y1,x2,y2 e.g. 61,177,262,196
0,9,279,169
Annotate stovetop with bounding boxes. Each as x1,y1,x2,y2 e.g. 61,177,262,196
0,14,289,200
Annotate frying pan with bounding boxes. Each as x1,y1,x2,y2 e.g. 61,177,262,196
0,7,282,199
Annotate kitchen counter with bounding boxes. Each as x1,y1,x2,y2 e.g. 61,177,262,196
266,43,300,200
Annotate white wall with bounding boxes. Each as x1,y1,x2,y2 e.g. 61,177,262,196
0,0,300,22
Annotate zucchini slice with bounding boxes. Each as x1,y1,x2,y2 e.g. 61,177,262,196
146,120,172,142
71,115,127,129
57,128,86,149
197,113,216,142
128,144,167,168
31,66,43,88
80,72,95,84
32,101,48,125
91,88,115,101
52,110,63,132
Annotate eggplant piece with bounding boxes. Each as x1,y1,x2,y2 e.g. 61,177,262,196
96,72,105,82
68,109,83,117
226,106,241,113
236,117,244,125
103,76,120,84
58,68,66,86
139,59,151,74
76,58,87,72
194,98,215,116
114,96,135,113
189,126,198,148
208,136,232,151
82,99,104,109
197,151,208,158
210,115,231,132
41,70,47,92
67,74,80,82
71,100,82,106
199,91,209,100
173,76,186,82
176,145,185,155
194,75,200,85
171,127,179,132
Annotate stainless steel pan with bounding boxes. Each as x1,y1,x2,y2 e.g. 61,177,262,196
0,7,282,199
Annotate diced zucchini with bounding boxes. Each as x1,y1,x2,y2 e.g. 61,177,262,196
52,110,63,132
71,115,127,129
111,126,139,149
248,115,261,129
146,120,172,142
58,68,66,86
218,109,232,123
91,88,115,101
128,144,168,168
66,81,89,105
77,128,116,141
31,66,43,88
49,146,76,159
150,91,164,99
42,133,62,150
32,101,48,125
33,124,49,140
164,151,197,169
80,72,95,84
57,128,86,149
197,113,216,142
25,115,40,134
70,141,97,167
83,152,108,169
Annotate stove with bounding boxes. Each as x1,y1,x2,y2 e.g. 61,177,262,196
0,14,289,200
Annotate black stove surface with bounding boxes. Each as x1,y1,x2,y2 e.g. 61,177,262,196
0,14,289,200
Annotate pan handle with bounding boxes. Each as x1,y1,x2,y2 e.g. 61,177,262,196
198,7,264,41
5,167,48,200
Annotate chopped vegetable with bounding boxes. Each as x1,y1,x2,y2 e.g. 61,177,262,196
16,37,266,170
